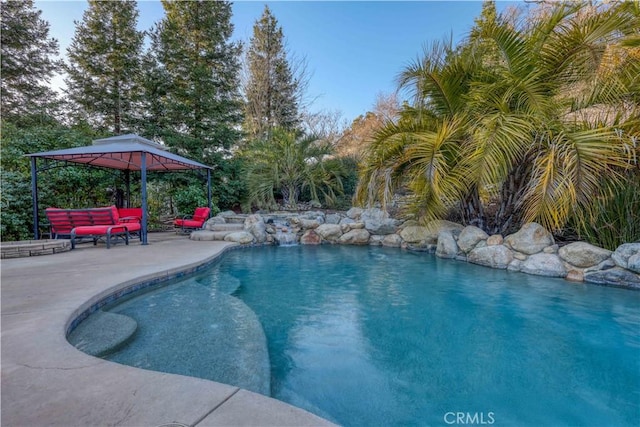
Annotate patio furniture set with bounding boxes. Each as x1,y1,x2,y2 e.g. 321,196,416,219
44,206,210,249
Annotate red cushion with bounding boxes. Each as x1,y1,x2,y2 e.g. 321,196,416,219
72,225,127,235
108,205,119,222
46,208,73,234
118,208,142,222
121,222,141,232
174,219,204,228
193,207,210,221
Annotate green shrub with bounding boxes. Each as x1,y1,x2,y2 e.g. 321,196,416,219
173,184,215,217
569,171,640,250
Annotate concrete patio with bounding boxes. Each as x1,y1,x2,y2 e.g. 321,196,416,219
1,233,333,426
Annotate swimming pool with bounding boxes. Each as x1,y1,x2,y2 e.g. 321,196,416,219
88,245,639,426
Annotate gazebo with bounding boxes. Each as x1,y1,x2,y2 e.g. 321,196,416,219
27,134,213,245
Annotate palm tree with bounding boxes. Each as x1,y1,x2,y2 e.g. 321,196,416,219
242,128,345,210
356,1,639,235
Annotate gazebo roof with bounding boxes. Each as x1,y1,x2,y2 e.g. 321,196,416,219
27,134,212,171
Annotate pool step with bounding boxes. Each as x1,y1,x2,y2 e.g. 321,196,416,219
67,311,137,357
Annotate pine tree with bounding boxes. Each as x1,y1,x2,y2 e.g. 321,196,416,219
155,0,243,160
244,5,300,139
134,28,171,141
153,0,243,208
0,0,61,121
65,0,144,134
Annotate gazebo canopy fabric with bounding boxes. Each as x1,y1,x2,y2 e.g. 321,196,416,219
27,134,212,171
27,134,213,245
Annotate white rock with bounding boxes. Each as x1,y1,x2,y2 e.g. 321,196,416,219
316,224,343,242
339,229,370,245
558,242,612,268
520,253,567,277
382,234,403,248
436,230,459,259
224,231,255,244
457,226,489,253
628,253,640,274
468,246,514,269
346,207,363,220
611,243,640,269
504,223,554,255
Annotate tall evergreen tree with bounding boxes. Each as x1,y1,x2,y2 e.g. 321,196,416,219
65,0,144,134
153,0,243,207
244,5,299,139
0,0,61,122
134,29,171,141
155,0,243,159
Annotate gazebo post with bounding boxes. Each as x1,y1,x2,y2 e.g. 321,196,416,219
207,169,212,212
124,170,131,208
141,153,148,245
30,157,40,240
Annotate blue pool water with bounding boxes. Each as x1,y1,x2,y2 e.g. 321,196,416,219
98,246,640,426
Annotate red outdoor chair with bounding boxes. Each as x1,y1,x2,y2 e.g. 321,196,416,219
174,207,211,234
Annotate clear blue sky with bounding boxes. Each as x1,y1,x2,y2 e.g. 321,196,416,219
35,0,523,123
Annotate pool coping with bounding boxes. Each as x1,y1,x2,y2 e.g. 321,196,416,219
1,234,335,427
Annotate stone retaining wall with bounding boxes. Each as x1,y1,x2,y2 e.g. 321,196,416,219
193,208,640,290
0,239,72,259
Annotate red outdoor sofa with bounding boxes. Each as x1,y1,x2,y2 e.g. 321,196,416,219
45,206,142,249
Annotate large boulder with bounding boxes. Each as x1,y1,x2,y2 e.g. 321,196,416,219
399,219,419,229
468,245,514,269
244,214,267,243
628,254,640,274
339,217,355,225
520,253,567,278
360,208,399,235
369,235,385,246
224,231,255,244
436,230,459,259
400,220,463,245
300,230,322,245
346,207,363,220
224,231,254,245
339,229,370,245
584,267,640,289
364,218,398,235
400,226,431,244
325,213,342,224
316,224,343,242
558,242,612,268
611,243,640,270
382,234,403,248
206,215,226,225
504,223,554,255
457,226,489,253
299,219,320,229
360,207,388,222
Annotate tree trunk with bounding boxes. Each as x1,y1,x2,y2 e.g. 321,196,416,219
281,184,299,208
461,186,486,231
492,160,531,235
